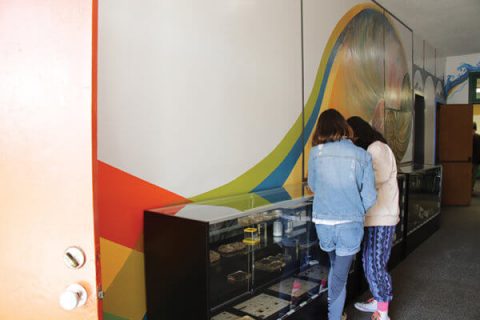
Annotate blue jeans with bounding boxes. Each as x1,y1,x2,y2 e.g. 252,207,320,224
315,222,364,256
327,251,354,320
315,223,362,319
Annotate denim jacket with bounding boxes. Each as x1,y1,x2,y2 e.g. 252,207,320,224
307,139,377,223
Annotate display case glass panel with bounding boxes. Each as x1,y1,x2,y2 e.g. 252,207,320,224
207,197,331,319
393,174,407,245
400,165,442,235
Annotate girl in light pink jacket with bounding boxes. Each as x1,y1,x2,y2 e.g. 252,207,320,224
347,116,400,320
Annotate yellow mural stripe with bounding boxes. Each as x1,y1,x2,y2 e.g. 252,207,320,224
303,47,343,174
103,249,146,320
321,49,342,113
100,237,133,292
284,150,303,188
303,3,378,122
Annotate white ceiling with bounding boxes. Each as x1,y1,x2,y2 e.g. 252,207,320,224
377,0,480,57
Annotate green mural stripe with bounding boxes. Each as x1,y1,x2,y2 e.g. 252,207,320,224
103,312,129,320
190,118,303,202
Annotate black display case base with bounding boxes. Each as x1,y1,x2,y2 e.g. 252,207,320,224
406,214,440,255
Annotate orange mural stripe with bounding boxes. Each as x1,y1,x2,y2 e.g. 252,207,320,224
98,161,189,249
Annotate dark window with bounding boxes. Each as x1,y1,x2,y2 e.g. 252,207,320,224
469,72,480,104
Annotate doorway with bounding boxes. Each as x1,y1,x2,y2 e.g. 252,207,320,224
414,94,425,164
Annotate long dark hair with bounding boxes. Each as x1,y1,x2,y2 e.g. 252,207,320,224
312,109,353,146
347,116,387,150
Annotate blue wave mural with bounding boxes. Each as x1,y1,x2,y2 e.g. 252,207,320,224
445,61,480,97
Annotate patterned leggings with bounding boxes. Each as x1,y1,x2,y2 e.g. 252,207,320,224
362,226,396,302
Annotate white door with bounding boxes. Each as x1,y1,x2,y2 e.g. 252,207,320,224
0,1,99,319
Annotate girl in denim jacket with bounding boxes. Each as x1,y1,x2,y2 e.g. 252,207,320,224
308,109,377,320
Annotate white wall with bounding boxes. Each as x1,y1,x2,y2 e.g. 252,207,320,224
99,0,303,197
424,41,435,75
413,34,424,69
436,49,445,80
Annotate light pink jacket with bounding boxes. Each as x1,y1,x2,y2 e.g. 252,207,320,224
365,141,400,226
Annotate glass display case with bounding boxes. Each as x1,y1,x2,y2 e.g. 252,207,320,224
144,168,442,319
144,184,333,320
385,173,408,269
400,165,442,235
393,174,407,246
399,164,442,253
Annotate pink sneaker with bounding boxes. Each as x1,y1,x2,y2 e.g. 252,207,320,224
371,311,390,320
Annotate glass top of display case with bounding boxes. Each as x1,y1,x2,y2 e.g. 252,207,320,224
398,163,442,174
147,183,313,224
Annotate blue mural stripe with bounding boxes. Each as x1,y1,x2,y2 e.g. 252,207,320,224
255,187,292,203
253,31,346,193
445,73,469,96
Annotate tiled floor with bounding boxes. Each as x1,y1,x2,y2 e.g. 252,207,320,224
346,180,480,320
296,180,480,320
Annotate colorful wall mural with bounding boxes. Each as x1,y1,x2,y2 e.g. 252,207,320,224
318,6,412,161
97,1,443,319
445,53,480,103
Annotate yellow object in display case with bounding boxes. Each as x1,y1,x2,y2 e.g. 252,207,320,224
242,227,259,245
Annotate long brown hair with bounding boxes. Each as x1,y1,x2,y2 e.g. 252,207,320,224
347,116,387,150
312,109,353,146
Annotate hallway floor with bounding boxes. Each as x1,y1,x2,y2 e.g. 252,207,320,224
346,181,480,320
